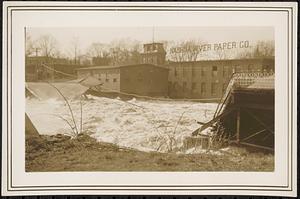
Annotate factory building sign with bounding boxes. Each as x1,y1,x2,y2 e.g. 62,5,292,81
170,40,250,53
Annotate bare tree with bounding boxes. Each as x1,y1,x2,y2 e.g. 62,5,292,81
87,42,110,65
70,37,80,64
109,47,130,66
169,40,204,62
214,49,231,60
109,38,142,65
37,34,58,57
87,42,109,57
237,40,274,59
254,40,275,57
169,41,185,62
130,42,142,64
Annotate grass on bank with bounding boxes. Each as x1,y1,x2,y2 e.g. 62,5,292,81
26,133,274,172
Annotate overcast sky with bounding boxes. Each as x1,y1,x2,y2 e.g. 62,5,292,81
28,26,274,45
27,26,274,57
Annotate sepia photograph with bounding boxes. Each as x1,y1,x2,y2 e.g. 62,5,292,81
25,26,275,172
2,1,297,197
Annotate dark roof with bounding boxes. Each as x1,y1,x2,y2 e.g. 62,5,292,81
76,65,119,70
76,63,169,71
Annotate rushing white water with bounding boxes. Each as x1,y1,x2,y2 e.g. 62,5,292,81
26,95,217,152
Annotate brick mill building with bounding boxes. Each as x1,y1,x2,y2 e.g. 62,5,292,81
76,63,169,97
138,42,274,99
167,58,274,99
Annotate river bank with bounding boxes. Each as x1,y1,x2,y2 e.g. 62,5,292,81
26,133,274,172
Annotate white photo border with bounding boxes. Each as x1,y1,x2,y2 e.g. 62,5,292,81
1,2,297,197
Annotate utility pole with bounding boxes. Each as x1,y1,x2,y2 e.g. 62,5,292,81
152,26,155,43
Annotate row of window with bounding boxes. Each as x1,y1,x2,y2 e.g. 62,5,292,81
87,71,119,83
89,70,119,76
174,82,227,96
173,65,271,78
142,56,165,65
99,78,118,83
175,65,234,77
145,44,162,52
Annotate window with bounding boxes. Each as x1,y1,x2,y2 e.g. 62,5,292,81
192,67,196,77
105,78,109,82
262,65,271,72
232,66,236,73
125,78,131,83
201,67,205,77
183,68,187,77
212,66,218,77
201,83,206,96
223,66,229,77
222,83,227,94
211,83,218,96
234,65,241,72
138,72,143,81
192,82,197,91
173,82,178,90
113,78,117,83
248,64,253,72
183,82,187,92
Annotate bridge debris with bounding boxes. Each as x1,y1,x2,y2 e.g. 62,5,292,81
193,72,274,151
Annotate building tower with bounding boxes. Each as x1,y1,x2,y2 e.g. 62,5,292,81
140,43,166,65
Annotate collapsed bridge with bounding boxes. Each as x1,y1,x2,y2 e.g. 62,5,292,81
194,72,274,151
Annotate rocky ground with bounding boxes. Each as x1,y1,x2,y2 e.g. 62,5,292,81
26,133,274,172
